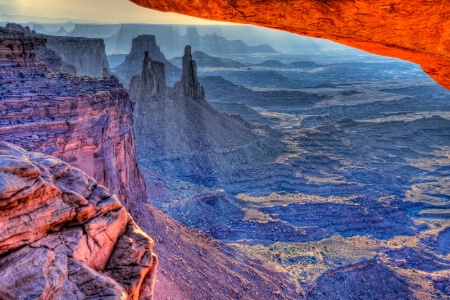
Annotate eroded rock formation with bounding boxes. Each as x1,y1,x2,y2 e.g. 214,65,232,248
130,51,166,97
113,34,180,87
44,36,110,77
9,23,110,77
174,45,205,101
0,142,157,300
0,26,146,213
130,45,283,185
3,23,70,73
4,23,65,74
129,0,450,89
0,27,47,73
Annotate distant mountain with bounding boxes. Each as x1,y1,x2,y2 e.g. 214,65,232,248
68,24,121,38
183,27,275,58
104,24,276,57
291,61,322,68
28,22,351,56
170,50,245,68
107,54,127,68
170,53,322,71
104,24,178,55
191,25,348,53
252,60,288,68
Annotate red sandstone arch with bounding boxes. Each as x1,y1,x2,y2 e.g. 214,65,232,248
129,0,450,89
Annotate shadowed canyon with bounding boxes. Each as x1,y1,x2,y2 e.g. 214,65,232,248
0,1,450,299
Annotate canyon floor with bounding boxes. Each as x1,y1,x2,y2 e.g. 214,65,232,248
148,50,450,299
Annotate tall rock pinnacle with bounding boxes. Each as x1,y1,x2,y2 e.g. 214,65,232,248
113,34,180,87
130,51,166,101
142,50,166,96
174,45,205,101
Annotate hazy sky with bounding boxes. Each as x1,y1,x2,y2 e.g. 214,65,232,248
0,0,225,24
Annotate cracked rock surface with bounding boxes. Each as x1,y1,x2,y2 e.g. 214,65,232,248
0,142,157,300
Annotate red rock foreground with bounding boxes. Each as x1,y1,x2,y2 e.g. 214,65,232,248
130,0,450,89
0,25,147,214
0,142,157,300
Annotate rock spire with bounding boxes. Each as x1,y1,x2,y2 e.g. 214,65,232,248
129,51,167,101
174,45,205,101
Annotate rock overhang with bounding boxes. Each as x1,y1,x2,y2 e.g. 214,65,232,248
128,0,450,89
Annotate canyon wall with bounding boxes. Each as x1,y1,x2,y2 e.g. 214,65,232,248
45,36,110,77
0,142,157,299
0,26,146,213
3,23,102,76
0,27,47,73
3,23,66,73
129,0,450,89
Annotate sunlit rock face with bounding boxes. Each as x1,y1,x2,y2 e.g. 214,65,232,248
0,27,47,73
0,142,157,300
0,25,147,213
130,0,450,89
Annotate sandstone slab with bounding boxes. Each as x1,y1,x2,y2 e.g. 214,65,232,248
0,142,157,300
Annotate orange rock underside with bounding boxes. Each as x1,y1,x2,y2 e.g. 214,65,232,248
130,0,450,88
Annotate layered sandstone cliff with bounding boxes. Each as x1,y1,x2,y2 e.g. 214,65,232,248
130,0,450,89
44,36,110,77
0,27,47,73
0,26,146,213
7,23,110,77
3,23,76,74
0,142,157,299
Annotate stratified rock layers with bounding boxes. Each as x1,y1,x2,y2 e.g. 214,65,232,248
0,25,146,213
0,28,47,73
45,36,110,77
0,84,146,212
0,142,157,300
4,23,110,77
130,0,450,88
